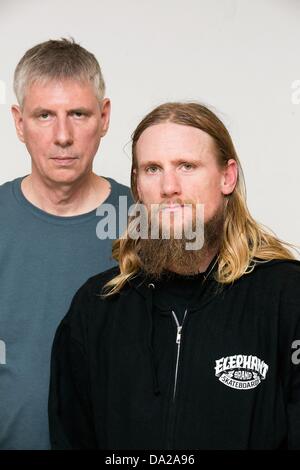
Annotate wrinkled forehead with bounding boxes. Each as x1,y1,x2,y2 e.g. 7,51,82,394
24,76,95,95
22,77,99,110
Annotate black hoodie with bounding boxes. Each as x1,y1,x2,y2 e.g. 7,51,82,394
48,257,300,449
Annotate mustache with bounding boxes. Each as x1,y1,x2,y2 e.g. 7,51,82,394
150,199,196,210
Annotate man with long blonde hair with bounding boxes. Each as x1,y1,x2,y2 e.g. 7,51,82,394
49,102,300,449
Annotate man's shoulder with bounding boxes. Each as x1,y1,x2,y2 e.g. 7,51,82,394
89,265,121,286
253,258,300,278
257,259,300,329
0,177,22,212
63,266,122,330
106,177,132,196
249,258,300,297
0,177,20,195
76,265,121,298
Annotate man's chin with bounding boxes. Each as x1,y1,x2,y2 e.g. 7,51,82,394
44,169,85,186
138,205,224,278
138,237,208,279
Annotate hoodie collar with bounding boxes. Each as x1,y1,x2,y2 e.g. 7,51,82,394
129,252,220,299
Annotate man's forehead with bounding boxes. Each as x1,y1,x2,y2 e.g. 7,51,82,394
23,78,97,108
136,122,216,160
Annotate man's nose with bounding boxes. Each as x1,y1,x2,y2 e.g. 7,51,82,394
53,117,74,147
160,170,181,198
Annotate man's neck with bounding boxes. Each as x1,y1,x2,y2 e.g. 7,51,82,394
21,172,111,216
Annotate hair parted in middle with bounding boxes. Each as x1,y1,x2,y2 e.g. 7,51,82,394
103,101,297,296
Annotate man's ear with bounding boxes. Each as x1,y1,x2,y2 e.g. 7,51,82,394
221,159,238,195
99,98,111,137
11,105,25,143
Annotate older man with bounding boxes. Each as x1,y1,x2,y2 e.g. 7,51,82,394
49,102,300,449
0,38,132,449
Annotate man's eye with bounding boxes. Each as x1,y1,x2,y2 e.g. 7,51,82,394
73,111,84,118
146,166,159,174
181,163,194,171
39,113,50,120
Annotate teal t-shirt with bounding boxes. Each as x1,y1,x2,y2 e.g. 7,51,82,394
0,176,133,449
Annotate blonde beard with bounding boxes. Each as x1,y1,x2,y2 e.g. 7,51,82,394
138,205,224,279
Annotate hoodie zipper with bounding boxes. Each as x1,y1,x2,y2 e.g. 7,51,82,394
171,309,188,401
166,309,188,449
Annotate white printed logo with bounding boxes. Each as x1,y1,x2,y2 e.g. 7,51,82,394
0,340,6,364
215,354,268,390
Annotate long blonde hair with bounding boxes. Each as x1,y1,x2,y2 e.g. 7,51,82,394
104,102,298,296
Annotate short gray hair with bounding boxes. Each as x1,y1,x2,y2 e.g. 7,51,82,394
14,38,106,108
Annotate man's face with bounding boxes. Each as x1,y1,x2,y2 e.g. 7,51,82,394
134,122,237,276
136,122,236,228
12,79,110,185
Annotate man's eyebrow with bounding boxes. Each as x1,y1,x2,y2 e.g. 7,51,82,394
31,107,53,115
68,107,92,114
138,157,202,169
30,106,92,115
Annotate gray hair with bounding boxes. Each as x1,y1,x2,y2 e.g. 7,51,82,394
14,38,106,108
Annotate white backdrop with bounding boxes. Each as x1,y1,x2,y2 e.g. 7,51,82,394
0,0,299,247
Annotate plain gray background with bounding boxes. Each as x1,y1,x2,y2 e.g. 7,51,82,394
0,0,299,248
